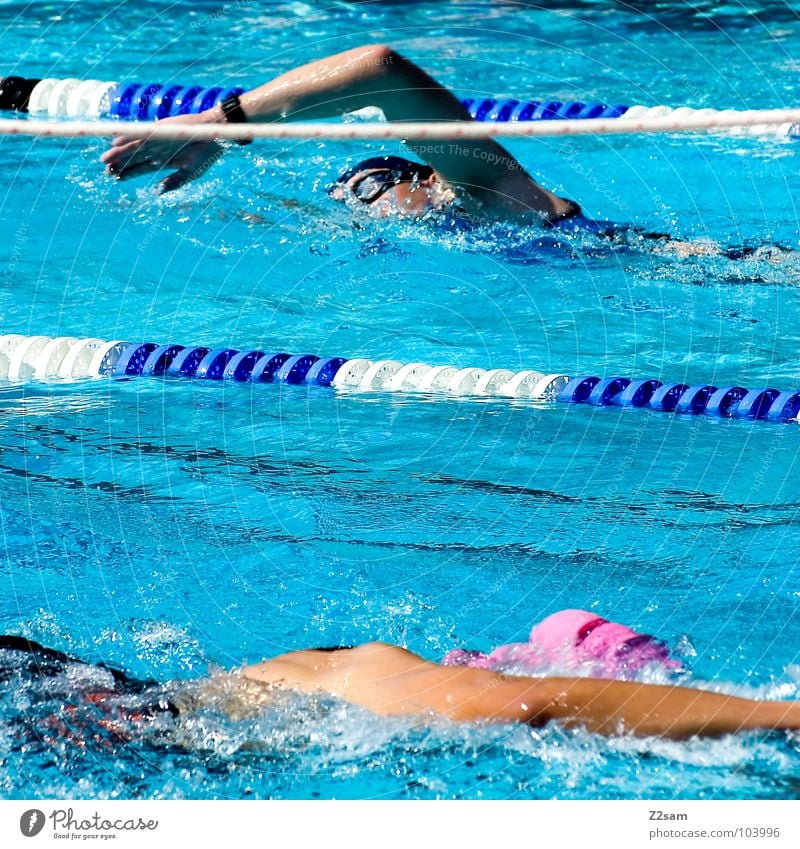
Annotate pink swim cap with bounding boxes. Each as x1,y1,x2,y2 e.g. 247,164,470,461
442,609,681,679
530,609,681,677
528,609,601,661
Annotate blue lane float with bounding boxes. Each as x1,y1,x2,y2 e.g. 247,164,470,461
614,378,662,407
556,370,798,423
648,383,690,412
105,82,246,120
461,97,629,122
3,73,631,121
142,344,185,376
0,334,798,425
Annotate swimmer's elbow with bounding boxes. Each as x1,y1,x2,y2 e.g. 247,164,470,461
363,43,394,60
355,44,402,73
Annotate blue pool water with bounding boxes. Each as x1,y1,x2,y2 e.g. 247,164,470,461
2,0,800,799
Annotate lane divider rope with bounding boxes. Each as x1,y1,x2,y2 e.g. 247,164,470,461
3,111,800,142
0,75,797,139
1,334,799,424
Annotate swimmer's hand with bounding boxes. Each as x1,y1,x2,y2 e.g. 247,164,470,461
653,238,721,258
100,113,224,194
652,239,798,264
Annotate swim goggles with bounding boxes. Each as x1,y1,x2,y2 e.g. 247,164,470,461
336,155,434,204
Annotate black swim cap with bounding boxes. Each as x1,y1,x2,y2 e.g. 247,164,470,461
336,156,434,203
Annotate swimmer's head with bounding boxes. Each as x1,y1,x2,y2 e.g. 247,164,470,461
331,155,451,217
442,610,684,680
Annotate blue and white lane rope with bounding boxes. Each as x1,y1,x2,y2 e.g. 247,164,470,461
2,334,800,424
2,75,797,138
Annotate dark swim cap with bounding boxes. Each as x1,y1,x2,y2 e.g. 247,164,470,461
336,155,434,203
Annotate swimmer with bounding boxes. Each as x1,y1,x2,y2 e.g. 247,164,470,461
244,642,800,739
3,633,799,742
100,45,796,261
98,44,588,222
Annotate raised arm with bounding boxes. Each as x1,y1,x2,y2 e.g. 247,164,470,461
101,44,575,217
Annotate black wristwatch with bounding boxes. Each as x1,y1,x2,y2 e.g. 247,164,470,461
220,94,251,145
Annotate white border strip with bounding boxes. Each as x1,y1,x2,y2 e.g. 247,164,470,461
2,799,796,849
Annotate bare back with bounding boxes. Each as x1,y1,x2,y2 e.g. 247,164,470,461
242,642,549,723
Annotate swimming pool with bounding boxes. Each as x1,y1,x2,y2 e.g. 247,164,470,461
1,0,800,800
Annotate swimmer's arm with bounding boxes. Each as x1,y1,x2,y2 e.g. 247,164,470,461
231,44,571,217
506,677,800,739
242,645,800,739
102,44,575,216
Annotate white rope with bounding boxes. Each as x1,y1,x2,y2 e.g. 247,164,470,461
623,105,795,138
27,78,117,118
0,333,570,400
2,108,800,142
0,333,131,380
331,356,566,399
